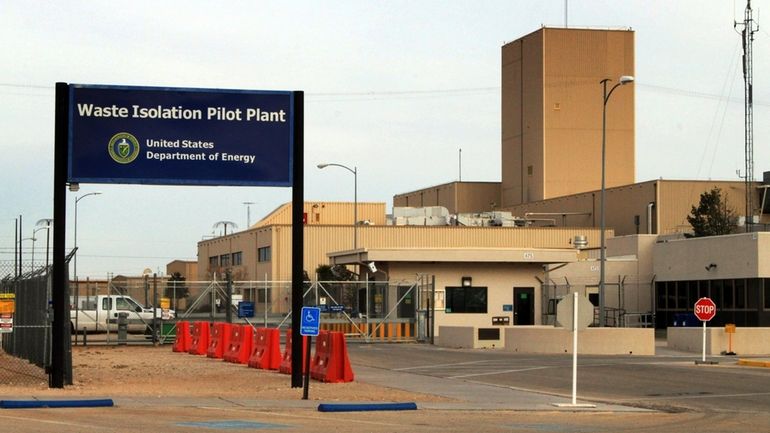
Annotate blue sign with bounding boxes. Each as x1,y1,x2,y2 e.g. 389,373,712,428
67,84,294,186
503,304,513,312
300,307,320,337
237,301,255,318
329,305,345,313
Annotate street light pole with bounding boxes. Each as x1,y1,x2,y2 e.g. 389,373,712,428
599,75,633,327
36,218,53,270
32,226,48,272
74,192,102,285
317,163,358,250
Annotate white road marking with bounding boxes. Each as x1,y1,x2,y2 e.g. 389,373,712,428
0,414,98,429
448,366,551,379
393,359,493,371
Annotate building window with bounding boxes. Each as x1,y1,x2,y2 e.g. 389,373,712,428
232,251,243,266
445,286,487,313
220,254,231,268
764,279,770,310
257,287,271,303
258,246,271,262
209,256,218,269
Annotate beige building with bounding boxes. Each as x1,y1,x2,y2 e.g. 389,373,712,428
166,260,198,280
653,232,770,327
197,201,607,282
329,247,579,332
502,27,635,207
393,182,501,214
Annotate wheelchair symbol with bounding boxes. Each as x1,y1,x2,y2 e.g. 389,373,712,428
305,311,315,322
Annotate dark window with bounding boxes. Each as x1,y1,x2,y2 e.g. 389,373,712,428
735,279,746,309
764,278,770,309
699,280,710,300
445,286,487,313
655,282,667,310
666,281,677,309
686,281,699,308
676,282,687,309
258,246,271,262
220,254,231,268
257,287,271,303
209,256,218,269
232,251,243,266
747,279,760,309
723,279,735,309
712,280,723,309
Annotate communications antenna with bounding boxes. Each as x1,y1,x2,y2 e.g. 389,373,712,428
735,0,759,230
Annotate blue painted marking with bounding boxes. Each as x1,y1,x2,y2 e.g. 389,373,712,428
176,420,289,430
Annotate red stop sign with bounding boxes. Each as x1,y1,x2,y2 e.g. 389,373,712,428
694,297,717,321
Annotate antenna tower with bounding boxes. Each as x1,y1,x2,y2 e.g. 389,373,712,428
735,0,759,230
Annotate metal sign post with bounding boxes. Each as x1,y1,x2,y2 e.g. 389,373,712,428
52,83,303,389
553,292,596,408
694,297,717,364
300,307,320,400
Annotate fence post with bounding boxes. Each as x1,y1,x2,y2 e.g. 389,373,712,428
226,270,233,324
152,273,159,345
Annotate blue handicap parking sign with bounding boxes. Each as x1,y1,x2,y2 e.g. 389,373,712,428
300,307,321,336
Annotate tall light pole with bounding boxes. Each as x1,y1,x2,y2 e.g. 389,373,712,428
599,75,633,327
243,202,255,228
317,163,358,250
36,218,53,270
32,226,48,272
19,237,35,274
74,192,102,284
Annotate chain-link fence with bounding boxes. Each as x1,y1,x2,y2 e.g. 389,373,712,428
542,274,655,327
70,274,435,345
0,261,59,386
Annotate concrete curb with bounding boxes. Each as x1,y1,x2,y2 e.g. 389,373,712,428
738,359,770,368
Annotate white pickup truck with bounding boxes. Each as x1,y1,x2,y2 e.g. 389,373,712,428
70,295,175,333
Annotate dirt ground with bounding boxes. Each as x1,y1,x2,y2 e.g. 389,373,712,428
0,345,445,402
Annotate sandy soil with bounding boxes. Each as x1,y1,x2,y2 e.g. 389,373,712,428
0,345,444,402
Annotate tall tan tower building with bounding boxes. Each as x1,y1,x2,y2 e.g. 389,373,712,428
501,27,635,207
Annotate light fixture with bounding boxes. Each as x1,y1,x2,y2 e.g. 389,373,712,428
462,276,472,287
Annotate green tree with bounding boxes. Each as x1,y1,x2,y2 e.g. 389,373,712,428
686,187,737,237
164,272,189,302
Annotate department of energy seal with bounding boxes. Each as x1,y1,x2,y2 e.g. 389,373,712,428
108,132,140,164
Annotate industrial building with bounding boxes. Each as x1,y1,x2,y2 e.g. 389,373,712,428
190,26,769,336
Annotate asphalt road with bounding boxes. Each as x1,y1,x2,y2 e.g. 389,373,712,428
347,342,770,414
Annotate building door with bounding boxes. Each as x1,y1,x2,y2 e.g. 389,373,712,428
397,285,415,318
514,287,534,325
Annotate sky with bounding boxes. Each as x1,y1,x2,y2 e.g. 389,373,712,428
1,0,768,279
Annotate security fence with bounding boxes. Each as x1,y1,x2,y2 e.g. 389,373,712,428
0,261,67,386
71,274,435,344
541,274,655,328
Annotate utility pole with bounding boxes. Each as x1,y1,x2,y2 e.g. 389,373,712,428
736,0,759,231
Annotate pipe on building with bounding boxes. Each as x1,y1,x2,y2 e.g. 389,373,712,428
647,202,655,234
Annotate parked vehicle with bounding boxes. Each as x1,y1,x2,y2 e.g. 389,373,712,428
70,295,175,333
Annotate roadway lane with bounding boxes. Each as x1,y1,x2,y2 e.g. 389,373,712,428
347,343,770,413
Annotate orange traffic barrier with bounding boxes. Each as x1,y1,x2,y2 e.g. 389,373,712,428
248,328,282,370
223,324,253,364
278,329,308,375
311,331,354,383
207,322,232,359
188,322,210,355
172,321,191,353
